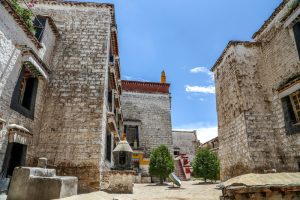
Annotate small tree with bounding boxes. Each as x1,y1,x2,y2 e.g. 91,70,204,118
149,145,174,184
192,148,220,182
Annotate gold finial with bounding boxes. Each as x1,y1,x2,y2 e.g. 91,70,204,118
161,70,166,83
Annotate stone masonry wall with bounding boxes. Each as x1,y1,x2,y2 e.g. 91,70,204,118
121,91,173,157
218,113,250,180
214,43,280,180
213,0,300,180
28,4,113,192
244,112,278,172
257,20,300,172
172,130,198,161
0,4,54,171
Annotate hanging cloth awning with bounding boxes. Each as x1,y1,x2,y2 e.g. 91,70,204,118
7,124,33,145
20,46,51,81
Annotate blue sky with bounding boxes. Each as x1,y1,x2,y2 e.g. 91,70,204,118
92,0,281,142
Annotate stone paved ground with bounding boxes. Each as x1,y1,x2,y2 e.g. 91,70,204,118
61,181,222,200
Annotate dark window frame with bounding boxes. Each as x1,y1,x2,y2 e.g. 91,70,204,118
10,66,39,119
293,22,300,59
282,94,300,135
106,129,112,162
119,151,126,165
124,125,139,148
33,16,47,42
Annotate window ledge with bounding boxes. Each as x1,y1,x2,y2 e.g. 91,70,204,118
278,81,300,98
283,5,300,28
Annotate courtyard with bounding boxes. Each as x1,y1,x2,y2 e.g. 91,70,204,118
60,181,221,200
1,0,300,199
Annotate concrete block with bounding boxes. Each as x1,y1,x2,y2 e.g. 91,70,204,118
7,167,77,200
102,170,135,194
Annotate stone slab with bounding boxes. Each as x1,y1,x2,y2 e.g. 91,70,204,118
7,167,77,200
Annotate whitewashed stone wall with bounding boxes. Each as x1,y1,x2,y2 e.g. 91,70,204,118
26,3,113,192
0,3,55,171
121,91,173,157
172,130,198,161
213,1,300,180
38,20,57,66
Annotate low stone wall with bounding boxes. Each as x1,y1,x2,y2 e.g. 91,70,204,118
102,170,135,193
141,176,151,183
134,173,151,183
220,173,300,200
134,173,141,183
7,167,77,200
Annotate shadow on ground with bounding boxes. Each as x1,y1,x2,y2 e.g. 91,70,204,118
145,183,170,187
166,186,185,190
192,182,217,185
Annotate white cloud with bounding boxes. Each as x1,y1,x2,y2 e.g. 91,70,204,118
123,75,149,82
199,98,205,101
190,67,208,73
196,127,218,143
123,75,133,80
174,123,218,143
185,85,215,94
190,67,214,82
209,72,214,82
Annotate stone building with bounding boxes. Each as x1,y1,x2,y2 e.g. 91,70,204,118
211,0,300,180
0,0,122,192
172,130,198,161
199,136,219,156
121,72,173,173
0,0,58,185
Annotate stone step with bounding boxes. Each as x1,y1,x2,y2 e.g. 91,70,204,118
174,160,186,181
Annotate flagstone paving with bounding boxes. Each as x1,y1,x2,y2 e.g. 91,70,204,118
61,180,221,200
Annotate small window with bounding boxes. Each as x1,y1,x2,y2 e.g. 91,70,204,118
293,22,300,58
289,90,300,123
119,151,126,165
124,125,139,148
106,130,112,162
174,147,180,156
33,16,47,42
10,66,38,119
109,48,114,63
108,90,112,104
108,90,112,112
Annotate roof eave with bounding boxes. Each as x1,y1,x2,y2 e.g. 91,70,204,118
210,41,260,72
1,0,42,49
252,0,290,40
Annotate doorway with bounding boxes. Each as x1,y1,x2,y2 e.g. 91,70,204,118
2,142,27,177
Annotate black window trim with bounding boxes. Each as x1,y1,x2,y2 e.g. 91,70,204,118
293,21,300,59
10,66,39,119
106,129,112,162
282,94,300,135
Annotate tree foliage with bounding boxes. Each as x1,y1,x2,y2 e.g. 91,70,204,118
149,145,174,184
192,148,220,182
10,0,35,33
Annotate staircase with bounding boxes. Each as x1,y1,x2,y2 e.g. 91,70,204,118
174,160,186,181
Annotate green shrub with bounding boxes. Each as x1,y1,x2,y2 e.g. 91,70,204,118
192,148,220,182
10,0,35,33
149,145,174,184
